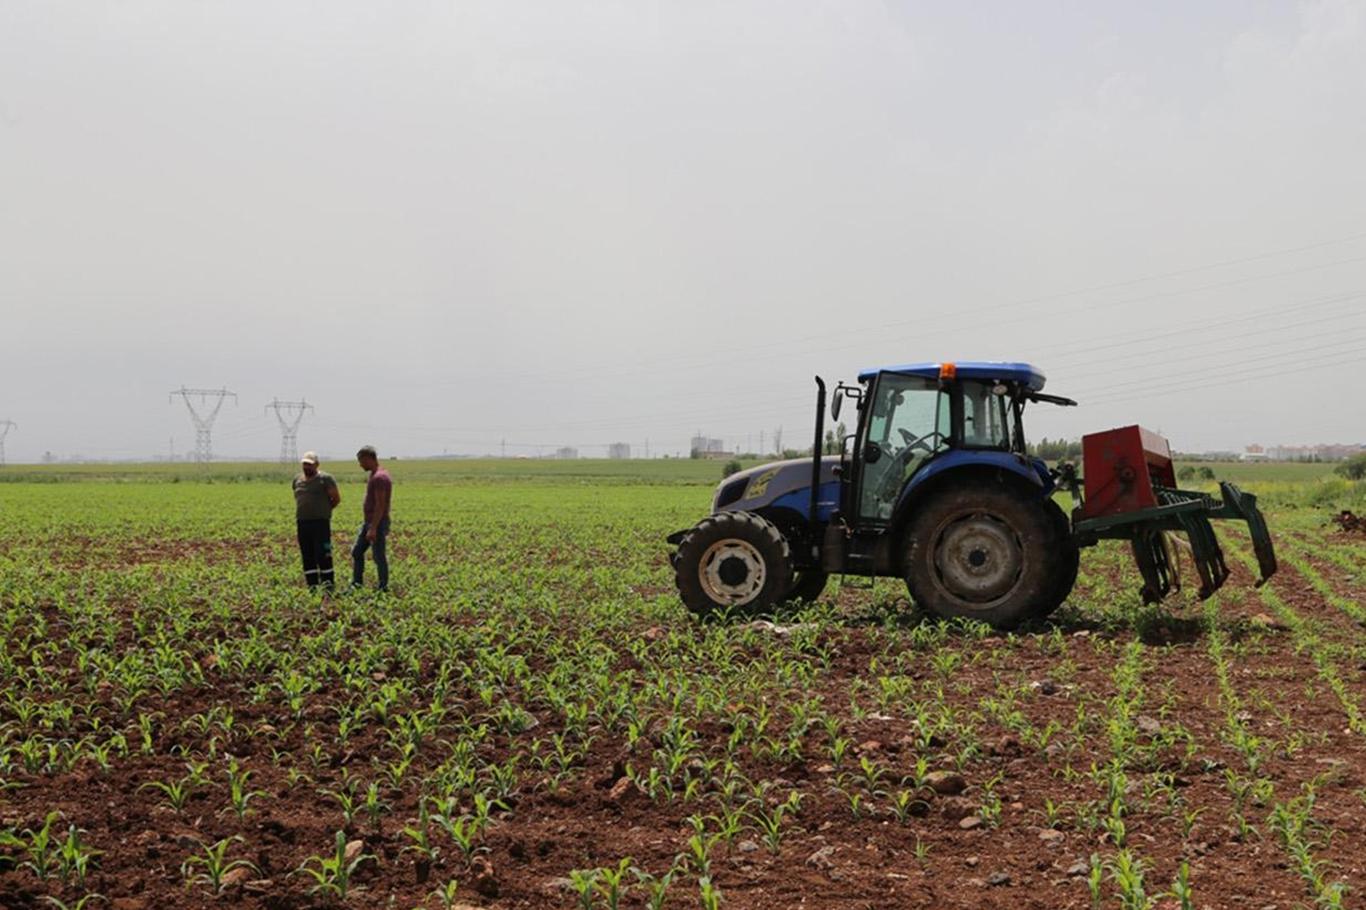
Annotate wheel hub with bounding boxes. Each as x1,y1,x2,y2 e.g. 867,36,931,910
699,539,766,606
933,513,1024,604
718,556,749,586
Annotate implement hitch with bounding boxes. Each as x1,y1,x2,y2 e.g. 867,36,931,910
1072,426,1278,604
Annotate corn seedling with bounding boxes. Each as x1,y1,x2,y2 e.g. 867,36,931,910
296,830,372,900
428,878,461,910
567,867,600,910
181,836,259,896
138,775,195,813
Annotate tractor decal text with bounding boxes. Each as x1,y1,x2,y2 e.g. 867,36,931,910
746,468,780,500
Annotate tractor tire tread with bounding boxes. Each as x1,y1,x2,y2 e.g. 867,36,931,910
1037,499,1079,619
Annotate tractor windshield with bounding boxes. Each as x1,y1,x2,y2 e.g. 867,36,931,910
858,374,951,521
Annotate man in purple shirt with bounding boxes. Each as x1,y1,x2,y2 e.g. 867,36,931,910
351,445,393,591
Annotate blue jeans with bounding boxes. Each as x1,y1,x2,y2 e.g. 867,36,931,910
351,518,390,590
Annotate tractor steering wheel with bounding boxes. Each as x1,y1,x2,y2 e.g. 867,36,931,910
876,449,915,504
874,430,945,505
898,428,944,454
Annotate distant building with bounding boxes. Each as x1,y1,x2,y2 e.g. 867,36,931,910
1318,443,1366,461
554,447,579,460
608,442,631,460
1245,442,1364,462
690,434,726,458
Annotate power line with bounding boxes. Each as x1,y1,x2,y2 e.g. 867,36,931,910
1087,349,1366,407
422,231,1366,390
1039,290,1364,362
1085,344,1366,401
787,255,1366,377
553,289,1366,416
1068,327,1366,394
425,293,1366,436
1047,299,1365,374
302,296,1359,447
149,233,1366,456
994,229,1366,305
1075,335,1366,398
311,389,811,437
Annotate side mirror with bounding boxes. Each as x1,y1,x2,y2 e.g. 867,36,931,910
831,390,843,421
864,441,882,465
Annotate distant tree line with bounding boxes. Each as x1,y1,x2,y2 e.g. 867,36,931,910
824,423,849,455
1338,453,1366,480
1028,437,1082,461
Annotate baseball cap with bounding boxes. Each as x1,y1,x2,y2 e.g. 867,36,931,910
300,451,319,465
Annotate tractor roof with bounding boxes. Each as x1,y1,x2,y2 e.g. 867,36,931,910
858,361,1047,391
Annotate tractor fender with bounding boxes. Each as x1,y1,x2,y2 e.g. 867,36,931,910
891,452,1050,546
902,450,1050,502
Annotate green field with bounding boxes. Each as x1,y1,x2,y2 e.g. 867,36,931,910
1,459,1364,909
0,457,745,485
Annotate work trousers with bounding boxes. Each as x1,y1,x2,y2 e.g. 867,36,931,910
352,518,390,591
296,518,335,589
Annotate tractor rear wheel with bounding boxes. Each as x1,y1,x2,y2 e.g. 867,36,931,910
902,484,1068,629
674,511,794,618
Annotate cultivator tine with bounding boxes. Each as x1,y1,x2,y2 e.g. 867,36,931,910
1177,509,1228,599
1155,487,1230,599
1130,531,1175,604
1218,482,1278,586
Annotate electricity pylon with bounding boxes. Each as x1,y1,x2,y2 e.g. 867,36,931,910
266,398,313,464
0,420,15,465
169,387,237,463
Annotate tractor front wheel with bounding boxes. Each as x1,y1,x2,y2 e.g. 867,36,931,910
903,485,1068,629
674,511,793,618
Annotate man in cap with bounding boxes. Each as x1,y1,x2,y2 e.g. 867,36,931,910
352,445,393,592
293,451,341,590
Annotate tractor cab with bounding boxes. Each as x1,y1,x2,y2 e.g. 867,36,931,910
819,362,1071,583
834,362,1053,527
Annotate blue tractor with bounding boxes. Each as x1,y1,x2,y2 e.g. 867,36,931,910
667,361,1276,628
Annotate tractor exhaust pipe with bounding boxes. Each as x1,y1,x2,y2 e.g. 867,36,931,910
811,376,826,538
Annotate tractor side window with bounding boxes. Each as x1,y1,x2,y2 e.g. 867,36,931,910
859,376,949,521
962,381,1012,450
867,412,888,446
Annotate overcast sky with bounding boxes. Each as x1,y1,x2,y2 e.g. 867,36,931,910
3,1,1365,463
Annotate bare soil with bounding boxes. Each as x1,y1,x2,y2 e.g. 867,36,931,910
4,538,1366,909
